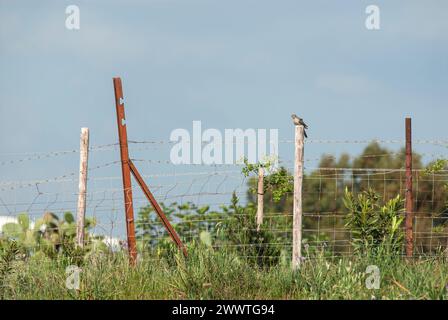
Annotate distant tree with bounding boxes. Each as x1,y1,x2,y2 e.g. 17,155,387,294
245,142,448,253
135,142,448,257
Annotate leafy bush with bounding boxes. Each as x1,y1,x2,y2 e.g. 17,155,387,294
343,188,404,256
242,159,293,202
136,193,282,268
136,201,225,256
0,211,99,263
218,193,281,268
0,241,20,299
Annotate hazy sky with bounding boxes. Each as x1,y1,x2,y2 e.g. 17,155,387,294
0,1,447,222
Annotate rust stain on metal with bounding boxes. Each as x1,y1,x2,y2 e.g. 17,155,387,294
113,77,187,264
113,77,137,265
129,160,187,257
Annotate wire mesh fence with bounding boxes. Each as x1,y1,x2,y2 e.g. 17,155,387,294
0,138,447,261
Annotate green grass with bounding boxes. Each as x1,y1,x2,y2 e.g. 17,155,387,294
1,244,447,300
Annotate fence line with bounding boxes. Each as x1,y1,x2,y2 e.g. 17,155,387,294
1,133,447,261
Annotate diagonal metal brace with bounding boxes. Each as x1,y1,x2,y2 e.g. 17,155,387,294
113,77,187,263
128,160,187,257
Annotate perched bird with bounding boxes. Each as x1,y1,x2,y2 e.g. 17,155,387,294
291,114,308,138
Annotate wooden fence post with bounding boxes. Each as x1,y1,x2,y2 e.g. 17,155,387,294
76,127,89,248
256,167,264,231
292,121,305,270
405,118,414,257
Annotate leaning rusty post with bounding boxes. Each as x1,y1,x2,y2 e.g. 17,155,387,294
113,78,137,265
405,118,414,258
113,77,186,261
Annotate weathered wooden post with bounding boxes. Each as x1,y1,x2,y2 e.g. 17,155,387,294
405,117,414,257
76,127,89,248
256,167,264,231
292,115,305,270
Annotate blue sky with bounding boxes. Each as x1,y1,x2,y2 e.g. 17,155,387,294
0,1,447,226
1,0,447,151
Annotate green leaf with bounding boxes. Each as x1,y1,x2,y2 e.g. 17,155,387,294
17,213,30,231
199,231,212,247
2,223,23,239
43,212,59,224
64,212,75,224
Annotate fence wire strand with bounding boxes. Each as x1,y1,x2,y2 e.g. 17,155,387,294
0,138,447,258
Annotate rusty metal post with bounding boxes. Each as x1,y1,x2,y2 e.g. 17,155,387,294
113,77,186,261
113,77,137,264
405,118,414,257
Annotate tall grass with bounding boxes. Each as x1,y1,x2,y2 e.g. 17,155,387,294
1,243,447,300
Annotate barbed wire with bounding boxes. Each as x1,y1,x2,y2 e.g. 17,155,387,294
0,143,118,158
1,138,447,259
0,161,121,191
125,138,448,146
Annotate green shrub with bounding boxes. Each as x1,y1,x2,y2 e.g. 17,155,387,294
343,188,404,256
218,193,281,268
0,211,98,262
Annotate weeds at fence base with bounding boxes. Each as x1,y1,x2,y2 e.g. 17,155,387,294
1,242,447,300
